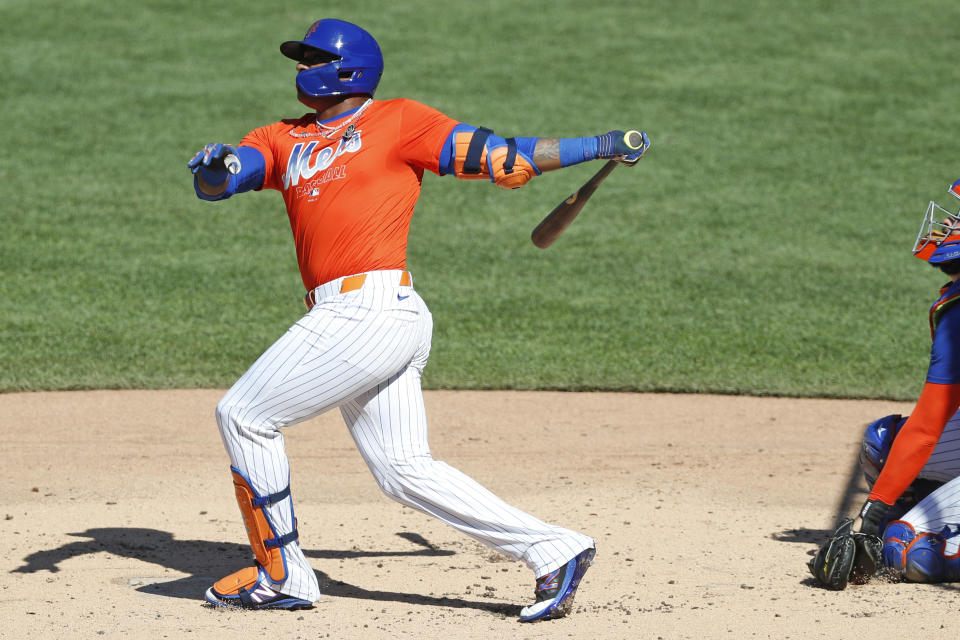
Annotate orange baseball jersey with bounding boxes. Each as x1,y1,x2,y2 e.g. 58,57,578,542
239,99,459,290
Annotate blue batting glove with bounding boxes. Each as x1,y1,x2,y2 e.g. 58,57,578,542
188,143,237,187
618,130,650,165
187,142,236,174
596,130,651,165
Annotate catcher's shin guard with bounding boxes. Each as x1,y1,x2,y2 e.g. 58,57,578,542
229,466,298,582
882,520,916,574
884,523,960,583
904,534,946,582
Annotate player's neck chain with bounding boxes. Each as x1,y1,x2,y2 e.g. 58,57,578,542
316,99,373,140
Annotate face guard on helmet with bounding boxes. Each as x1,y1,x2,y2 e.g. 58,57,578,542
914,180,960,264
280,19,384,99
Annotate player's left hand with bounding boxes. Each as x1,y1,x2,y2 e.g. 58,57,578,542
613,130,650,165
188,143,237,175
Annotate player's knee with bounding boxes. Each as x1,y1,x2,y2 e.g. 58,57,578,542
881,520,916,573
370,458,434,501
883,522,960,583
215,396,278,439
368,468,406,501
215,396,240,432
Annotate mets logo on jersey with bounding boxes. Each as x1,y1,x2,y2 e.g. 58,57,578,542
283,132,362,192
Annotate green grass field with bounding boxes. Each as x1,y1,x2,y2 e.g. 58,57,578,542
2,0,958,399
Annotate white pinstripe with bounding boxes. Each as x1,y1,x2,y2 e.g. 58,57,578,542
215,270,593,600
915,410,960,482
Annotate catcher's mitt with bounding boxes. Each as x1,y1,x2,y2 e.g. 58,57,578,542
809,518,883,590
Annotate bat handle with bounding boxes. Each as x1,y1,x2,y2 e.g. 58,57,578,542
223,153,240,175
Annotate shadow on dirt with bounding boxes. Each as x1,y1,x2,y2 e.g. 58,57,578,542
10,527,521,615
771,527,835,546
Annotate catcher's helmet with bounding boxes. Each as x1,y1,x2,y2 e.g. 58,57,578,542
914,180,960,263
281,19,383,98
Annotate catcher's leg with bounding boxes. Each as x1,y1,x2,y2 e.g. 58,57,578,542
882,476,960,582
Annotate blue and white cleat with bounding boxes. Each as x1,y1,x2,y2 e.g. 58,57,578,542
204,565,313,611
519,546,596,622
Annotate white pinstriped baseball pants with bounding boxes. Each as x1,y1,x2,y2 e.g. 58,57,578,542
893,410,960,552
215,270,594,601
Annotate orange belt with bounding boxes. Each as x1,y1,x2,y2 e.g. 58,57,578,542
304,271,411,310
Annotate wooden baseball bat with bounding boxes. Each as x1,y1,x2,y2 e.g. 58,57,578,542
531,130,646,249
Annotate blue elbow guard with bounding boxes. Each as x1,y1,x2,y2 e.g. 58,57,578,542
439,125,541,185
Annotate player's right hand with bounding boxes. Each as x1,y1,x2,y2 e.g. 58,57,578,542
188,143,237,175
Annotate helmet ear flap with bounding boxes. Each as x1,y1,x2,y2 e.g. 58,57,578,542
937,257,960,276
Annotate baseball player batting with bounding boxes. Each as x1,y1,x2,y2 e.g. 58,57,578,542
187,18,650,622
811,180,960,589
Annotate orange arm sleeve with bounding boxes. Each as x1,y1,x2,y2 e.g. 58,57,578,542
869,381,960,504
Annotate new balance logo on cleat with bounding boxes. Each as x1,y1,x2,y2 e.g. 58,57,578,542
249,584,278,603
536,568,561,592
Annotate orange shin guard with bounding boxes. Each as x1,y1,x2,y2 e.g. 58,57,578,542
230,467,298,583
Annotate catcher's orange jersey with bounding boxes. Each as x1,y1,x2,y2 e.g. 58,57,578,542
240,99,458,290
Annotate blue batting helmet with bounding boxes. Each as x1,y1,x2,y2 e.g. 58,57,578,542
280,19,384,98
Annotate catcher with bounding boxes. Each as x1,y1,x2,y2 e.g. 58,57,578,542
811,180,960,588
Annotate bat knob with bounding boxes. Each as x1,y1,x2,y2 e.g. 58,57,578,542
223,153,241,175
624,130,646,151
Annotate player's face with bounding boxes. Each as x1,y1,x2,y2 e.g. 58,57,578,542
944,218,960,239
297,47,339,71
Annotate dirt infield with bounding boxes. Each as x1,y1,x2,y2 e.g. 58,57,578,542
4,389,958,639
